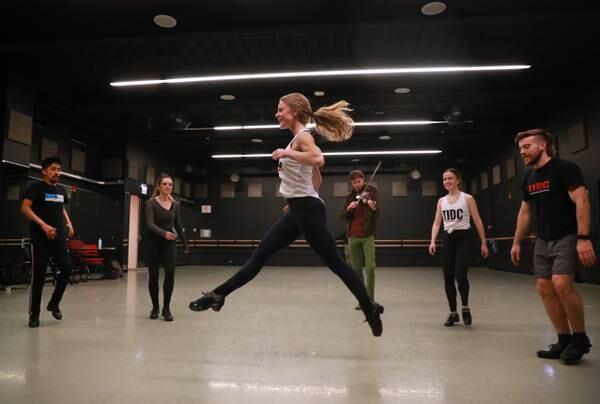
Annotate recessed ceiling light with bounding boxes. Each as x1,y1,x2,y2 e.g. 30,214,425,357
251,138,263,143
153,14,177,28
110,65,531,87
421,2,447,16
375,111,385,116
394,87,411,94
314,90,325,96
379,135,391,140
220,94,235,101
351,158,360,162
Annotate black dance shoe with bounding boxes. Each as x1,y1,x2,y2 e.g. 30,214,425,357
47,303,62,320
444,312,460,327
189,291,225,312
29,314,40,328
363,302,384,337
162,308,174,322
537,342,569,359
461,308,472,326
560,337,591,365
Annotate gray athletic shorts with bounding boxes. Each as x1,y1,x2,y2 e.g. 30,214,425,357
534,234,579,279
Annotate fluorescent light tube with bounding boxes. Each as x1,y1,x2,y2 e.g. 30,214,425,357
212,150,442,158
111,65,531,87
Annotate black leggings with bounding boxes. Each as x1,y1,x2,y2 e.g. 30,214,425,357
213,197,374,313
442,229,472,312
146,237,177,309
29,238,73,316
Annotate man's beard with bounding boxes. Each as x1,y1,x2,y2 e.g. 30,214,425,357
524,152,541,166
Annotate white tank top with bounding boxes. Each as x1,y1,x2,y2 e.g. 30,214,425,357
441,192,471,233
278,130,320,199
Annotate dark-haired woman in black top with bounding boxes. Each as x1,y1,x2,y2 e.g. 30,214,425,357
145,174,189,321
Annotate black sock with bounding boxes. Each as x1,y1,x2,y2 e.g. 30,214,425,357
572,332,589,347
558,333,572,345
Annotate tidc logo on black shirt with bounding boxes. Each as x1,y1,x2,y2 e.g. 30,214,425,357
527,180,551,195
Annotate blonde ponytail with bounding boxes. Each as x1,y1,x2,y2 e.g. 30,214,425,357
312,100,353,142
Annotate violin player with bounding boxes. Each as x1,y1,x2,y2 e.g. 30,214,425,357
341,169,380,308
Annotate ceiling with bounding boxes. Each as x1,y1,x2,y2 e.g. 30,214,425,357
3,0,600,169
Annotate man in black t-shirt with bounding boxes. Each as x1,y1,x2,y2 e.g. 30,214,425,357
511,129,597,365
21,156,74,328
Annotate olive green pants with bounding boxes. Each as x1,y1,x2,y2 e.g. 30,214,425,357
348,235,376,300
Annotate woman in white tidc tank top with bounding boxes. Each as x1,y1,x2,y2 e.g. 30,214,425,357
189,92,385,337
440,191,471,233
429,168,489,328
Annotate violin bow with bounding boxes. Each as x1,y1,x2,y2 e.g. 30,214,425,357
365,160,382,190
356,160,383,200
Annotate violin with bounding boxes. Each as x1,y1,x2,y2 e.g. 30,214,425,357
355,185,376,204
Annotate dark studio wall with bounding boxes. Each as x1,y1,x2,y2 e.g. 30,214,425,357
1,69,33,235
188,171,443,239
2,70,34,167
1,69,36,244
172,162,458,267
116,126,458,267
0,70,6,149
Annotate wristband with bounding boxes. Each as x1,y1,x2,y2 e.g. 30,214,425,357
577,235,591,240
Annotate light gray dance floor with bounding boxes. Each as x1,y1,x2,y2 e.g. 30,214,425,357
1,265,598,404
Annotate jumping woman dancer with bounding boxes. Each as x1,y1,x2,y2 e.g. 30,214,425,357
189,93,384,336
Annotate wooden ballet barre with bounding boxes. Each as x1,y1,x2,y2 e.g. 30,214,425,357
183,239,442,249
167,236,539,249
487,235,536,241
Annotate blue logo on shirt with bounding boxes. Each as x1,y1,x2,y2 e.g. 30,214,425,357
44,193,64,203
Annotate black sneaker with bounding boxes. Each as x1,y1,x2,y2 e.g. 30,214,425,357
47,303,62,320
363,303,384,337
162,308,174,322
444,312,460,327
462,308,472,326
189,291,225,312
28,314,40,328
560,338,592,365
149,307,159,319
